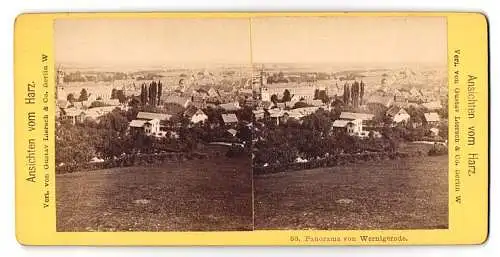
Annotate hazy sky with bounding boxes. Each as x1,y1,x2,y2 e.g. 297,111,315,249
250,16,447,65
55,18,252,67
55,16,447,67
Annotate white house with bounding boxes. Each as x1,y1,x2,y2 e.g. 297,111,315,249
219,102,241,112
430,127,440,137
333,112,375,137
424,112,441,126
60,108,86,124
188,109,208,124
253,109,265,120
129,118,161,136
332,119,363,136
421,101,442,110
129,112,172,136
386,106,410,124
144,119,161,135
207,87,220,98
227,128,238,137
222,113,239,126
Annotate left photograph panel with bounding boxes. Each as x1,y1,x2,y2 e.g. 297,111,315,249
54,18,254,232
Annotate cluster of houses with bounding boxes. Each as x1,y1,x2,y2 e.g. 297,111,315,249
56,98,126,125
56,66,446,144
252,96,442,139
126,101,246,140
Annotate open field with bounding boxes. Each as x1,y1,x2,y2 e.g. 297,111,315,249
254,153,448,230
56,156,252,231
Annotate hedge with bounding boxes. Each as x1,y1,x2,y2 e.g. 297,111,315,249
253,151,425,175
56,152,209,174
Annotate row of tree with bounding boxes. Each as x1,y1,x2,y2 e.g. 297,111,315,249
140,81,163,107
343,81,365,108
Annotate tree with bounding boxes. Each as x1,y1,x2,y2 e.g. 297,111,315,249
407,105,425,127
270,94,279,104
360,80,365,105
318,90,329,103
98,108,129,134
128,96,141,108
282,89,291,102
157,80,163,106
78,88,88,101
140,83,148,105
293,101,312,109
204,106,223,127
111,88,117,99
236,106,253,123
236,124,252,143
314,89,320,100
115,90,127,104
67,93,76,103
438,121,448,139
149,81,157,106
55,122,97,165
125,106,139,121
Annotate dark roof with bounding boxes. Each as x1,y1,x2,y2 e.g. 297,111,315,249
222,113,238,124
386,106,401,117
137,112,171,121
183,105,199,117
162,95,191,106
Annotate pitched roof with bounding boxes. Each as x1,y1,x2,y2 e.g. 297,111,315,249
63,108,86,117
260,101,273,109
207,87,220,97
227,128,237,136
136,112,172,121
268,108,284,118
72,101,91,109
193,109,206,116
144,118,160,124
332,120,351,128
306,99,324,107
421,101,442,110
219,102,241,112
129,119,147,128
238,89,253,95
386,106,400,116
222,113,238,124
366,95,394,107
102,99,120,106
162,95,191,106
183,105,199,117
340,112,374,121
424,112,440,122
253,109,265,115
57,99,69,108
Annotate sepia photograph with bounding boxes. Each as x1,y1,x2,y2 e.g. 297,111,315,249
54,18,254,231
54,16,449,232
250,17,449,230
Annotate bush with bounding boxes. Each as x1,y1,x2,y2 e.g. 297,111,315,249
226,145,247,158
428,144,448,156
253,151,418,175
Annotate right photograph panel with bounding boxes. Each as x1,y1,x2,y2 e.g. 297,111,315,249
250,16,449,230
